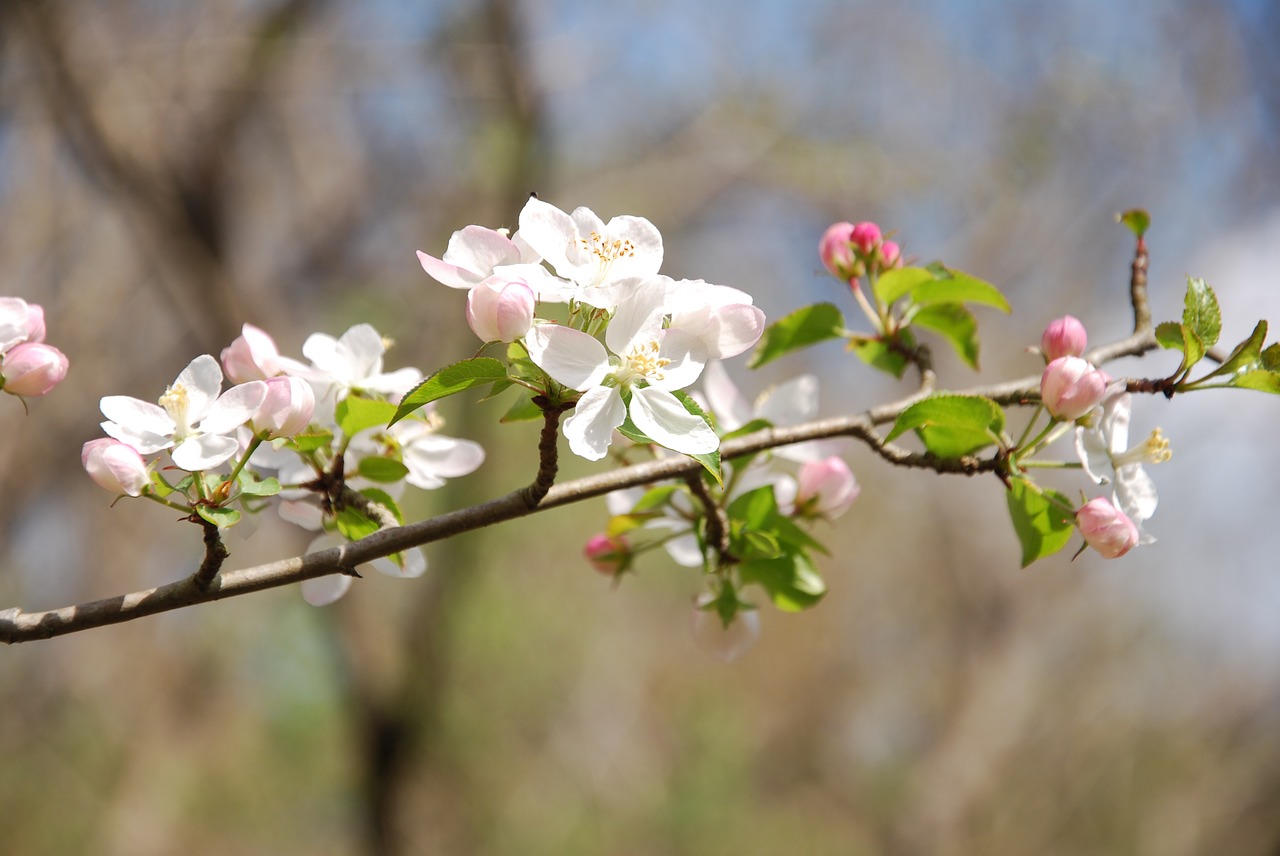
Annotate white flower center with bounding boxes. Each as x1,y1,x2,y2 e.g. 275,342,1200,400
159,382,192,436
579,230,636,284
1115,428,1171,468
615,340,670,386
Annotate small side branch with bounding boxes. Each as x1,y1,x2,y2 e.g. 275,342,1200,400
192,518,230,592
522,398,567,508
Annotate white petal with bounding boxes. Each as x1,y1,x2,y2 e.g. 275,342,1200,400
200,381,267,435
335,325,386,381
362,367,423,398
606,279,668,355
171,433,240,471
403,435,485,487
700,303,766,359
594,214,663,282
301,574,352,606
562,386,626,461
174,355,225,422
629,387,719,456
373,548,427,579
701,361,752,431
517,196,579,277
100,395,176,440
650,328,707,391
524,325,610,391
1073,425,1113,485
1115,464,1158,524
757,374,818,427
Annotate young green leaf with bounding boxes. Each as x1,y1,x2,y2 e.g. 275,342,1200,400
1229,370,1280,394
1155,321,1187,354
848,336,909,378
915,264,1011,313
391,357,507,424
911,303,981,369
1117,208,1150,238
1005,477,1076,567
356,457,410,483
337,395,399,438
739,553,827,612
1183,278,1221,350
885,394,1005,458
748,302,845,369
873,266,935,307
1196,320,1267,383
196,505,242,529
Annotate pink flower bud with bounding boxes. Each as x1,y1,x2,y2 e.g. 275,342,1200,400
583,533,630,576
252,376,315,438
466,277,536,343
1076,497,1140,559
81,438,150,497
1,342,68,396
819,222,858,278
879,240,903,269
849,221,882,254
1040,356,1107,422
794,456,860,519
1040,315,1088,361
221,323,284,382
24,303,46,343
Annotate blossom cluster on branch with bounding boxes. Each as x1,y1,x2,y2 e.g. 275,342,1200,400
1,201,1277,652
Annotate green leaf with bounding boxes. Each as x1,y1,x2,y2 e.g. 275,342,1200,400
285,429,335,453
873,266,935,307
1198,320,1268,382
727,485,778,531
915,264,1012,313
1117,208,1151,238
848,336,909,379
739,553,827,612
1005,477,1075,567
748,302,844,369
196,505,241,529
357,457,411,483
1230,369,1280,394
337,395,398,438
884,395,1005,458
499,392,544,423
1261,343,1280,372
631,485,679,513
236,474,281,497
911,303,981,369
360,488,404,525
334,506,380,541
392,357,507,425
1183,278,1221,350
739,530,783,562
1155,321,1187,353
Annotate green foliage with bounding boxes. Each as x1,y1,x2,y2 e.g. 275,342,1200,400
356,457,410,483
885,394,1005,458
1005,477,1076,567
749,303,845,368
848,334,911,378
727,486,828,611
196,505,241,529
337,394,398,437
391,357,507,424
911,303,981,369
1117,207,1151,237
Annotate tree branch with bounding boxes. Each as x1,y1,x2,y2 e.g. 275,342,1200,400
0,326,1161,645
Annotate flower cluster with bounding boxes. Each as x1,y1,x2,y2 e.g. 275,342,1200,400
0,297,69,399
416,196,766,461
1031,315,1170,559
584,362,860,660
82,322,484,600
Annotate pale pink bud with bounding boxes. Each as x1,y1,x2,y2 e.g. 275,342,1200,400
848,221,882,254
81,438,150,497
819,222,858,278
691,592,760,662
253,376,315,438
1040,315,1087,361
221,323,283,382
24,303,46,343
583,533,630,576
1040,356,1107,422
466,277,535,343
1,342,68,396
1076,497,1140,559
794,456,860,518
879,240,903,269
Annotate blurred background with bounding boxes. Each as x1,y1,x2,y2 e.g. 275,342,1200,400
1,0,1279,853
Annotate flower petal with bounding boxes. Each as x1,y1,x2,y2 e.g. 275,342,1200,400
562,386,626,461
200,381,267,435
605,279,668,355
524,325,610,391
650,328,707,391
701,361,752,431
301,574,353,606
171,433,240,471
629,386,719,456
